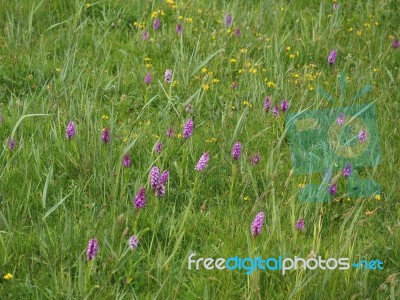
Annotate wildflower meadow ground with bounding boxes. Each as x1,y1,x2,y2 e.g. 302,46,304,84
0,0,399,299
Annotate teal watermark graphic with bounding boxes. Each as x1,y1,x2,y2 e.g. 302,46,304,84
286,73,381,202
188,253,384,275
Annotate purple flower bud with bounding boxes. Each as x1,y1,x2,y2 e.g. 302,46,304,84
342,163,352,178
150,167,160,190
159,170,169,186
329,183,337,195
251,212,265,237
273,106,279,117
153,18,160,30
251,153,260,165
155,184,166,197
122,154,132,168
101,127,110,144
145,73,152,85
231,81,238,89
332,2,339,10
66,121,76,139
235,28,241,37
183,119,194,139
164,69,173,84
9,138,15,151
142,30,149,41
393,39,399,49
166,127,174,138
225,14,232,27
185,103,193,113
128,235,139,250
176,23,182,34
358,129,367,143
280,100,289,112
195,152,210,171
264,96,271,112
231,142,242,160
134,187,146,209
328,49,337,65
86,238,99,260
337,114,344,126
295,218,305,230
154,141,163,154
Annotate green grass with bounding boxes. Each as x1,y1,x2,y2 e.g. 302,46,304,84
0,0,399,298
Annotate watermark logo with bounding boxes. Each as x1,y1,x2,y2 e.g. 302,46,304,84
188,254,384,275
285,73,381,202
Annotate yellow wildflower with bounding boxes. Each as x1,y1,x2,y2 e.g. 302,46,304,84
201,84,209,91
206,137,217,143
102,114,109,120
374,194,381,201
365,210,375,216
267,81,276,88
3,273,13,280
230,58,237,63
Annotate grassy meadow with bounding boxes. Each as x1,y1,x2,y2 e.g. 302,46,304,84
0,0,400,298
